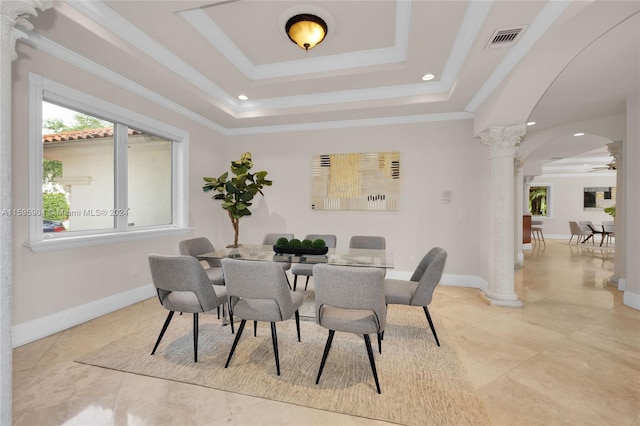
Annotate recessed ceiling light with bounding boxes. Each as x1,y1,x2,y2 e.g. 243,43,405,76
238,95,248,101
527,121,536,126
573,132,585,137
421,73,435,81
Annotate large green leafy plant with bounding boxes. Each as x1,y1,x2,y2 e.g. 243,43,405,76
203,152,272,247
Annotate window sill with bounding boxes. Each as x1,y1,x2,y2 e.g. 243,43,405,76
24,226,193,253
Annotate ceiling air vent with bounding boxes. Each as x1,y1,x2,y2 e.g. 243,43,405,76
485,26,526,49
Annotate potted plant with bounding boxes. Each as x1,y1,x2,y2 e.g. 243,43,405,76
203,152,272,247
604,205,616,218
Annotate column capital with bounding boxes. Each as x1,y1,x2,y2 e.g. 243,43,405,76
1,0,51,61
478,124,527,159
607,140,623,163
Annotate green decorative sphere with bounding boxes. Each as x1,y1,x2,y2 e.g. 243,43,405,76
289,238,302,248
301,239,313,248
275,237,290,247
312,238,326,248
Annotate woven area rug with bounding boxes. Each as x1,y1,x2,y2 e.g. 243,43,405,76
76,300,490,426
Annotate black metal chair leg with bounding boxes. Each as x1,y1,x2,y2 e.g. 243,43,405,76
254,320,257,337
377,332,383,354
364,334,381,394
193,312,199,362
293,275,298,291
316,330,335,385
285,274,292,290
423,306,440,346
225,319,246,368
229,306,235,334
304,276,310,291
295,310,301,342
151,311,175,355
217,306,220,319
270,322,280,376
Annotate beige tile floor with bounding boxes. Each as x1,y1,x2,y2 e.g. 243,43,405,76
12,240,640,425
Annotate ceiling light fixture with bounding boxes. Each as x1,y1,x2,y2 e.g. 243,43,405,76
238,94,248,101
422,73,435,81
573,132,585,137
285,13,327,51
527,121,536,126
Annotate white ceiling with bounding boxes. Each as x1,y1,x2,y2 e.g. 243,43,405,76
25,1,640,168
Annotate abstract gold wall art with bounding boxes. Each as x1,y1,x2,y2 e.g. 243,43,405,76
312,152,400,211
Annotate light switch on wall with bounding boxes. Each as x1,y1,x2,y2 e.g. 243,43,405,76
441,190,452,204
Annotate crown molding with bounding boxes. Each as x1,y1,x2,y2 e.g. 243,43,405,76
21,30,228,134
20,29,473,136
63,0,491,115
224,111,474,135
178,0,412,80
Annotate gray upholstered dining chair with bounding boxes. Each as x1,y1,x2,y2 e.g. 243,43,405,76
313,264,386,394
221,258,303,376
349,235,386,250
291,234,337,291
179,237,224,286
384,247,447,346
148,254,228,362
602,220,615,246
569,221,592,245
578,221,596,245
263,233,295,277
263,232,294,246
531,219,545,246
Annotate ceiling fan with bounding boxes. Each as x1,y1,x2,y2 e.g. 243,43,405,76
590,160,617,172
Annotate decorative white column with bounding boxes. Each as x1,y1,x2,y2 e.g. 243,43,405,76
0,1,51,424
479,124,526,307
514,159,524,267
607,141,625,287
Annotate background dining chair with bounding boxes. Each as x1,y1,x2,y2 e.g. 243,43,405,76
313,264,386,394
602,220,615,246
578,221,596,244
291,234,337,291
263,233,295,278
221,258,303,376
179,237,224,286
349,235,386,250
384,247,447,346
263,233,294,246
569,221,592,245
530,220,545,246
148,254,228,362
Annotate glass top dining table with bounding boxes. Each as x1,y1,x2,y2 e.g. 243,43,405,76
198,244,394,269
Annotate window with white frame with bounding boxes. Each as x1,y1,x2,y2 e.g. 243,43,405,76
26,74,189,251
528,184,551,217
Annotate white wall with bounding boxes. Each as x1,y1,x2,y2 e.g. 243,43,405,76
220,121,486,276
528,174,616,237
11,42,228,327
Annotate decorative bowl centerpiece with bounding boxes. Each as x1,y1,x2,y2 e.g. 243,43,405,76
273,237,328,255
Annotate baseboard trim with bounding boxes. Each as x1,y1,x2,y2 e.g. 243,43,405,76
385,271,488,290
623,288,640,310
12,283,156,348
